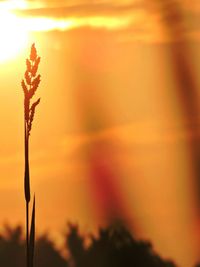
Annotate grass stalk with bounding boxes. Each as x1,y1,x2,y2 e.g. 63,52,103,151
21,43,41,267
26,202,29,267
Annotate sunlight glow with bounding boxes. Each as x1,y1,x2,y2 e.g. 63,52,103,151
0,9,28,63
0,0,45,10
12,16,132,32
72,16,131,30
0,5,131,63
0,0,28,10
23,17,75,32
16,16,132,32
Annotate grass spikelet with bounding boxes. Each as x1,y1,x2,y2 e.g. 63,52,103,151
28,98,41,135
30,43,37,61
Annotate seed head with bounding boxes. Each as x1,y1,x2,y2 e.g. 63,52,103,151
22,44,41,134
30,43,37,61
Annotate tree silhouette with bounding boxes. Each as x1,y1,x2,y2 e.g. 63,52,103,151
0,222,190,266
0,224,68,267
66,222,177,267
0,225,25,267
66,223,86,267
35,234,68,267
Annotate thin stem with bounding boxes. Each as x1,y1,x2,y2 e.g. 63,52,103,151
26,201,29,267
24,119,30,202
24,119,30,267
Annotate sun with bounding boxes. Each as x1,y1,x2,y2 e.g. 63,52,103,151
0,9,28,63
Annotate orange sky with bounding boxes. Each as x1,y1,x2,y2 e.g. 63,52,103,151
0,1,200,266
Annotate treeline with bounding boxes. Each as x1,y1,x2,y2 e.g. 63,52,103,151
0,222,199,267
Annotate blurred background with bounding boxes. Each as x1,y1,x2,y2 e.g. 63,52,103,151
0,0,200,266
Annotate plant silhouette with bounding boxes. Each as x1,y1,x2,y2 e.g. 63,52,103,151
0,225,67,267
0,222,181,267
0,225,25,267
66,222,177,267
35,235,68,267
21,43,41,267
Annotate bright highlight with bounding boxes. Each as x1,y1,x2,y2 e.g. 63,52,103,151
0,10,28,63
15,16,132,32
0,10,131,63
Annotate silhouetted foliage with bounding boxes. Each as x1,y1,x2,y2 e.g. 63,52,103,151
0,222,181,267
66,222,177,267
66,223,85,267
0,225,25,267
0,225,67,267
35,235,68,267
